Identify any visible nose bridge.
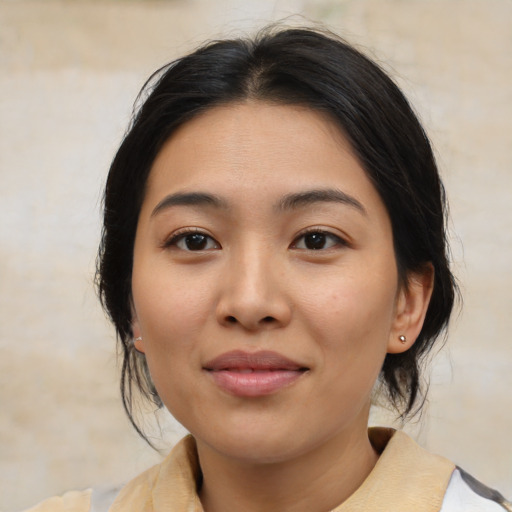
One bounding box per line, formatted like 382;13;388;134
216;237;290;330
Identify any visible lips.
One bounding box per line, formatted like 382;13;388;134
203;350;308;397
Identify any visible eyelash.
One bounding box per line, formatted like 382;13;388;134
163;228;220;251
163;227;348;252
290;228;348;251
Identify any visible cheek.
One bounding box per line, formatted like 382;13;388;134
133;284;204;415
131;267;211;381
133;260;212;331
306;274;397;337
298;262;398;382
307;278;395;405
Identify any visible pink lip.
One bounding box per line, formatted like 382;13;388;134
203;350;308;397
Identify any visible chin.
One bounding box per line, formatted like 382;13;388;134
215;435;305;465
193;413;324;466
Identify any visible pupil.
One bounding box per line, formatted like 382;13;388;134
305;233;325;250
186;234;207;250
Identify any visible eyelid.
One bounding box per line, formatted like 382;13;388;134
290;227;350;250
162;227;221;251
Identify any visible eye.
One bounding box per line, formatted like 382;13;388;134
166;230;220;251
292;230;345;250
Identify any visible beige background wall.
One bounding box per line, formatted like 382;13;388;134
1;0;511;510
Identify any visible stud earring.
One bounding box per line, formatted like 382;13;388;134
134;336;142;343
399;335;407;344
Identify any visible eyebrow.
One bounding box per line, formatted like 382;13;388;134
151;188;366;217
276;189;366;215
151;192;228;217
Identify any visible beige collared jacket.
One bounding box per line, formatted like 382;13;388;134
22;428;512;512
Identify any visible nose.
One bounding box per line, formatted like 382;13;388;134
215;247;292;331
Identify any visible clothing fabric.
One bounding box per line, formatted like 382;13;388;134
440;469;511;512
22;428;511;512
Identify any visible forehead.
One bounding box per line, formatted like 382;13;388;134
144;102;385;218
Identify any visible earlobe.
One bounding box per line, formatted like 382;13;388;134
133;336;145;353
387;264;434;354
132;324;145;353
131;305;145;354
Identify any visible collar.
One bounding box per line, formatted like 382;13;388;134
110;428;455;512
331;428;455;511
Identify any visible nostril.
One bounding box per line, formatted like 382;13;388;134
220;314;281;328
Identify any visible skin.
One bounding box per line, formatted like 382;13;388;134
131;102;433;512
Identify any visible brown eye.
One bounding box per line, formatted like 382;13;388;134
185;234;209;250
169;231;220;251
304;232;327;250
292;231;345;250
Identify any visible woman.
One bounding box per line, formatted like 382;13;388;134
26;26;511;512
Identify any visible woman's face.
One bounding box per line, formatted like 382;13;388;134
131;102;423;464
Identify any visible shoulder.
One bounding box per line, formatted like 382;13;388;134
20;489;92;512
364;428;511;512
18;436;196;512
440;467;512;512
107;462;162;511
109;435;200;511
20;482;141;512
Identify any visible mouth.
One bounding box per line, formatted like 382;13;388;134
203;350;309;397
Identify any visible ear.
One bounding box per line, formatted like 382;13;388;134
387;264;434;354
131;302;145;354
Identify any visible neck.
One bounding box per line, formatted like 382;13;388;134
197;425;379;512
